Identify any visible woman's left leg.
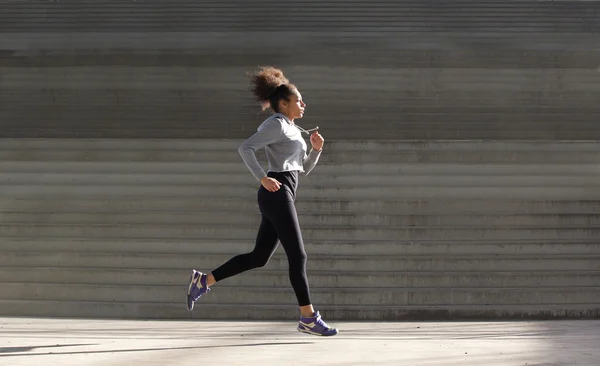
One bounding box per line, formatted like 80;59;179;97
260;198;338;336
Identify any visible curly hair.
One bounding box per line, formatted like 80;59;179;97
248;66;297;113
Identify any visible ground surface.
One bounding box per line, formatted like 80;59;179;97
0;317;598;366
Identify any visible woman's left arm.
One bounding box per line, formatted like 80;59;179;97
302;131;324;175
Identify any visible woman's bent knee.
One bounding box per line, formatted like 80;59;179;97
249;251;273;268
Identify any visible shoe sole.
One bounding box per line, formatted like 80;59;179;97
186;270;199;311
297;327;339;337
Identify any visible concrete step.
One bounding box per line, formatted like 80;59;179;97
13;101;600;114
8;102;600;115
9;128;600;140
4;211;600;228
1;197;598;215
2;185;598;200
5;88;598;102
2;238;598;256
0;223;600;241
1;267;598;288
6;110;600;126
1;19;593;34
5;25;590;35
1;282;597;306
1;252;597;272
4;67;599;90
4;149;600;164
0;299;596;320
3;88;600;106
5;122;600;138
1;172;599;188
8;92;597;106
0;150;263;163
0;161;598;176
5;88;599;104
3;139;600;152
2;224;599;241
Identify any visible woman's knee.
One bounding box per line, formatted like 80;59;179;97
250;250;273;268
288;249;307;268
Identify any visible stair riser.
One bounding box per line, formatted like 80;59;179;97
2;225;599;241
3;239;597;256
2;300;598;320
2;150;600;163
1;253;596;271
0;162;598;175
1;198;597;215
3;212;600;227
2;173;599;187
2;140;599;151
1;268;598;288
1;283;598;306
2;185;597;199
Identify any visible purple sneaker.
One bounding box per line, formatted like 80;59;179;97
297;311;339;336
186;270;210;311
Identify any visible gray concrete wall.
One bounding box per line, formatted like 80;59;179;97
1;0;600;139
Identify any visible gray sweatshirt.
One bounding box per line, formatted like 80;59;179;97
238;113;322;181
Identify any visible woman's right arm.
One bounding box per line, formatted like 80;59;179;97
238;119;284;182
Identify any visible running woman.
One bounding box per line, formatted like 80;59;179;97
186;66;338;337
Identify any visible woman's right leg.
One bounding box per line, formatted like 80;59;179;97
210;215;280;284
186;214;279;311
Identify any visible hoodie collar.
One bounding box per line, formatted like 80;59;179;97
273;113;293;125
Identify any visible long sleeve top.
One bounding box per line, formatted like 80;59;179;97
238;113;322;181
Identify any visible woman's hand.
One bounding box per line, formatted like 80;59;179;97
261;177;281;192
310;131;324;151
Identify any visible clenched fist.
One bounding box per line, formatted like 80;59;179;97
261;176;281;192
310;131;324;151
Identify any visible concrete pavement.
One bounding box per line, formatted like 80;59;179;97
0;317;598;366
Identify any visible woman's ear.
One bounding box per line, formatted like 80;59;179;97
279;99;288;111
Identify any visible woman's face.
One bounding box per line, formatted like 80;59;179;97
280;90;306;121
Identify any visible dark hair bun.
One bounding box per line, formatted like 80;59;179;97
249;66;290;111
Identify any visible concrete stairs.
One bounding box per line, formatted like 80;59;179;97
2;0;599;33
3;65;600;140
2;1;600;140
0;139;598;320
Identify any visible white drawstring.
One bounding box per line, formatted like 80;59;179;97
296;124;319;135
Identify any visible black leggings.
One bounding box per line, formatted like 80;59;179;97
211;171;311;306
